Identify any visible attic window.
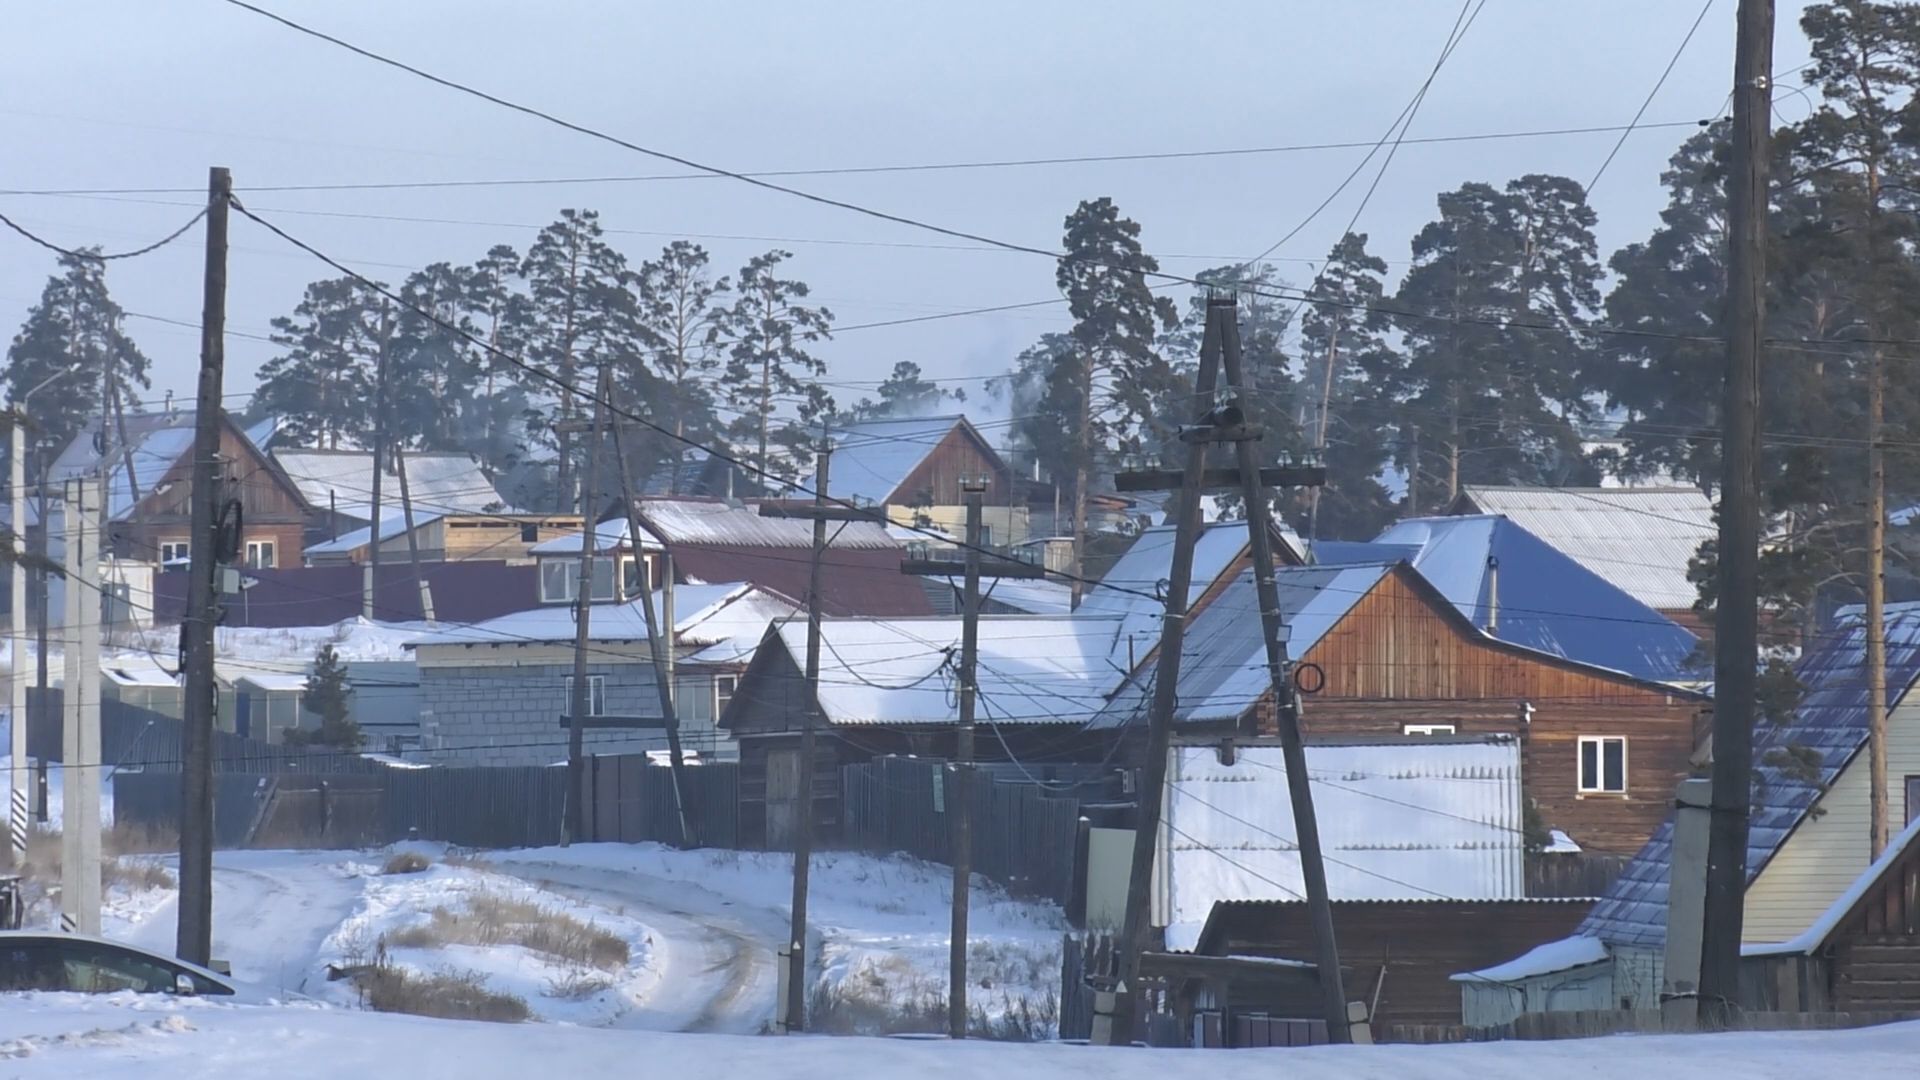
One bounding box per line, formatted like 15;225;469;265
1402;723;1456;736
1578;736;1627;795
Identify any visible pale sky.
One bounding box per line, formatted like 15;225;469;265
4;1;1817;417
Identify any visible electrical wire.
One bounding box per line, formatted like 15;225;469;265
0;205;207;262
1586;0;1716;194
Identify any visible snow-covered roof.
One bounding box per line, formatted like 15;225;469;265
233;670;312;693
101;656;180;688
273;449;508;522
50;422;196;523
406;582;789;652
1454;485;1713;612
1580;601;1920;949
825;415;993;506
1451;934;1610;984
1089;563;1394;731
305;511;446;556
634;498;897;549
955;576;1074;616
1322;515;1702;685
1159;738;1526;948
527;518;661;556
1078;521;1267;666
770;614;1128;727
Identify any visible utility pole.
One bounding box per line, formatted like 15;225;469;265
363;332;388;622
1108;296;1340;1044
392;445;436;623
9;406;30;866
1868;343;1888;858
60;477;101;935
563;366;610;846
178;166;230;967
605;417;694;846
1699;0;1771;1027
899;482;1045;1038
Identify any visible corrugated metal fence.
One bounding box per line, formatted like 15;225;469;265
841;756;1086;906
29;689;382;774
114;758;738;851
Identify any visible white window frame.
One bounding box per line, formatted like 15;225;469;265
564;675;606;718
540;557;622;604
1402;723;1456;736
713;674;738;721
1577;735;1628;795
159;540;190;565
245;540;276;569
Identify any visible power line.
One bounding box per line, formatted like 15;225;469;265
0;205;207;262
1586;0;1716;194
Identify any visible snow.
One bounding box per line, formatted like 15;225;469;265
772;615;1126;727
2;998;1919;1079
117;617;433;667
305;511;446;557
1451;935;1611;983
1545;829;1583;854
406;583;790;650
273;450;509;523
825;415;971;506
635;498;898;549
526;518;657;555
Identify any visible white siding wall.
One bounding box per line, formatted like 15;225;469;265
1743;697;1920;943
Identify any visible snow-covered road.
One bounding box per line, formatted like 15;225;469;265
487;857;787;1034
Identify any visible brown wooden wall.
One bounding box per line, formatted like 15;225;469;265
1201;900;1591;1027
110;419;311;567
1285;567;1707;854
888;424;1010;507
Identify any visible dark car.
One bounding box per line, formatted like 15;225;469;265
0;932;239;997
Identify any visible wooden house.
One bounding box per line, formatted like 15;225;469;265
304;511;583;567
826;415;1028;547
49;411;311;571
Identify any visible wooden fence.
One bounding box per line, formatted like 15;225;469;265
841;756;1084;906
1381;1008;1920;1044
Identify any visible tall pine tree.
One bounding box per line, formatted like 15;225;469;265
717;250;834;484
256;276;392;450
1295;233;1399;539
4;251;152;465
634;241;730;492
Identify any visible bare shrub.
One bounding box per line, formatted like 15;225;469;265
357;964;529;1024
103;821;179;856
546;968;613;1001
102;857;175;892
382;890;628;972
381;851;432;875
807;979;1057;1041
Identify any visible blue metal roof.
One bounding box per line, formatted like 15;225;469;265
1317;515;1703;684
1579;602;1920;947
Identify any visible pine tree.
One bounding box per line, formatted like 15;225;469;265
717;250;834;483
849;361;964;420
634;241;730;491
256;277;392;450
1295;233;1400;539
1050;197;1179;604
456;246;536;482
293;643;361;750
3;251;153;461
388;261;482;451
519;210;632;509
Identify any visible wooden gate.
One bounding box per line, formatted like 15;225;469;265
765;748;803;849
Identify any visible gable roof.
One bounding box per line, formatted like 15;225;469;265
1451;485;1714;613
824;415;1004;506
1579;602;1920;948
49;411;285;523
634;498;898;549
1322;515;1701;684
1080;521;1302;668
1747;811;1920;957
1088;563;1395;731
762;614;1127;727
273;449;508;522
405;581;794;651
304;511;447;557
1158;738;1526;949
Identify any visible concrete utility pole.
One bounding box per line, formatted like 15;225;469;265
563;366;610;845
1699;0;1771;1026
60;477;101;936
363;333;388;622
1108;296;1340;1044
9;408;29;865
178;166;230;966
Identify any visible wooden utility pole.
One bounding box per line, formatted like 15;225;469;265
899;483;1046;1038
791;442;830;1032
363;332;388;621
606;417;694;846
1699;0;1771;1026
1108;296;1341;1044
563;367;610;845
1868;343;1888;858
392;445;436;623
178;166;230;967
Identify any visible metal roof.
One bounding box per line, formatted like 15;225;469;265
1578;601;1920;948
1455;485;1714;612
273;449;508;522
771;614;1126;727
305;511;447;556
633;498;897;549
1078;521;1272;667
1328;515;1703;685
1158;739;1526;948
1088;563;1392;731
406;582;788;650
823;415;991;506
